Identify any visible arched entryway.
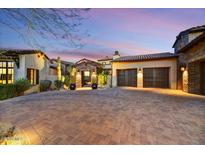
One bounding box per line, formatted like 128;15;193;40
74;58;101;88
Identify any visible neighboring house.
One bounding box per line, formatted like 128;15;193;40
97;51;120;75
173;25;205;95
50;58;73;76
74;58;101;88
111;52;178;89
0;49;51;85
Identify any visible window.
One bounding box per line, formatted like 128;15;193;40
0;61;14;84
27;68;39;85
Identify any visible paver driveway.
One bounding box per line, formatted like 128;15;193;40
0;87;205;144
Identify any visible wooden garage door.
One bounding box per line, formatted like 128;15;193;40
201;62;205;95
117;69;137;87
143;68;169;88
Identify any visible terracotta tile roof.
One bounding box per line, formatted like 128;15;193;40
75;58;101;67
97;57;113;61
112;52;178;62
0;48;50;60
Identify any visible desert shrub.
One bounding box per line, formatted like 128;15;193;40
40;80;52;92
0;84;16;100
54;80;64;90
64;75;70;86
14;79;31;95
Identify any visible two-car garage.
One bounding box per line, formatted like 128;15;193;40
117;67;170;88
112;53;177;89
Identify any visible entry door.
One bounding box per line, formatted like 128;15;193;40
201;62;205;95
82;71;91;86
117;69;137;87
143;68;169;88
27;68;39;85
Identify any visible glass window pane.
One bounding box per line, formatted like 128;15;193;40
2;74;7;80
8;62;12;67
2;69;6;74
8;69;12;74
2;62;6;67
8;74;12;80
0;62;2;67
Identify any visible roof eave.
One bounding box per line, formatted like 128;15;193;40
112;56;178;63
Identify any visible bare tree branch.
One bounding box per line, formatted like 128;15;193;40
0;8;90;51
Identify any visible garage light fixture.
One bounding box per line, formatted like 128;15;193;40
181;66;186;71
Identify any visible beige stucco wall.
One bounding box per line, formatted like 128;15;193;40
14;53;50;82
112;58;177;89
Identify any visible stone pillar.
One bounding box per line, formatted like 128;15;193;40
57;57;61;81
182;69;188;93
106;75;111;87
187;61;201;94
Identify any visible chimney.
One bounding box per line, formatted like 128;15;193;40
113;50;120;59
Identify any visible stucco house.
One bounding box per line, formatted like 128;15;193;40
111;25;205;95
0;49;58;85
50;58;73;76
97;51;120;75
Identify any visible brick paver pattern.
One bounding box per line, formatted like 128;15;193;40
0;87;205;144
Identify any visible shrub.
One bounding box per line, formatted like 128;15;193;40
40;80;52;92
0;84;16;100
54;80;64;90
14;79;31;95
64;75;70;86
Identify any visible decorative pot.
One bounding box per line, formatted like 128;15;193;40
69;83;76;90
91;83;98;90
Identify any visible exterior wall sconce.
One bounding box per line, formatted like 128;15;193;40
181;67;185;71
138;68;142;73
77;71;81;77
181;66;186;71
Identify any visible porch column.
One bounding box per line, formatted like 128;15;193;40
76;71;82;88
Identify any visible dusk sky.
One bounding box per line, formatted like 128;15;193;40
0;8;205;62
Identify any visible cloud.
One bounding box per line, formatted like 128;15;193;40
47;49;111;62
